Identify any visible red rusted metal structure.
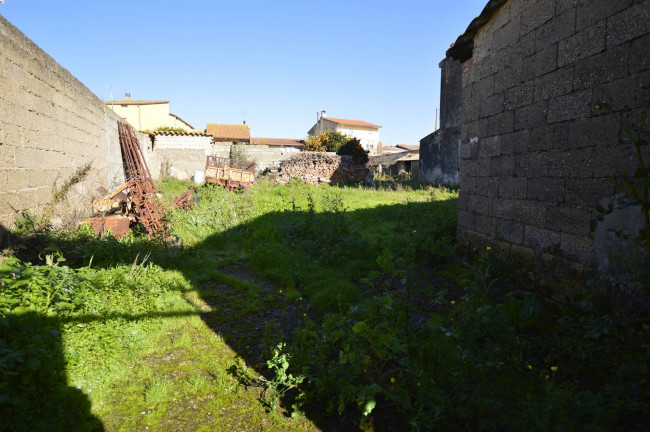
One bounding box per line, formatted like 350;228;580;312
172;187;195;208
117;122;167;236
204;156;256;190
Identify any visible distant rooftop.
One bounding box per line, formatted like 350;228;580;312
251;137;305;147
323;117;382;128
396;144;419;152
207;123;251;141
106;100;168;106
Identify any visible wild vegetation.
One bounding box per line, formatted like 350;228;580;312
1;178;649;431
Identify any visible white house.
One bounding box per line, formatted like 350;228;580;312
307;111;382;154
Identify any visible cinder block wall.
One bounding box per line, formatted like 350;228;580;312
238;145;302;172
0;14;125;230
457;0;650;280
144;133;213;179
143;138;304;180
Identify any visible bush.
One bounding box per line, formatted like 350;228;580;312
337;138;369;165
305;131;350;153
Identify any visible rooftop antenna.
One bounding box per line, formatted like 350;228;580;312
108;86;113;104
241;112;247;125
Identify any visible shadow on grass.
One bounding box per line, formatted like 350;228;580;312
6;197;457;431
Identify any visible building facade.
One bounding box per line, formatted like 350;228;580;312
106;94;195;131
307;113;382;154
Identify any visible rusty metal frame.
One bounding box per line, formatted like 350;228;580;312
118;122;167;236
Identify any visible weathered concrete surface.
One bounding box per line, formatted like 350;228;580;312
143;133;213;179
420;56;462;185
453;0;650;283
0;14;125;228
420;128;460;185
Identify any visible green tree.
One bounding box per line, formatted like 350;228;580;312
337;137;369;165
305;131;350;153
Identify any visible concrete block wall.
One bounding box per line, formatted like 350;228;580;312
143;138;303;180
456;0;650;281
144;133;213;179
237;144;302;172
0;14;125;232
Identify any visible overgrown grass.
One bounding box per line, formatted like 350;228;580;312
2;179;649;431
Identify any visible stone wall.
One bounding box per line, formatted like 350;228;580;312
271;152;367;184
455;0;650;281
144;132;213;179
232;144;302;173
0;14;126;235
141;137;303;180
420;56;462;185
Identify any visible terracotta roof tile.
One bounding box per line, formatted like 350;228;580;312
152;130;212;137
206;124;251;141
323;117;382;128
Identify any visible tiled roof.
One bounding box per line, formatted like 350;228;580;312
323;117;382;128
207;124;251;141
396;144;420;151
106;100;169;106
169;113;195;130
251;137;305;147
152;130;212;137
395;153;419;162
381;146;405;154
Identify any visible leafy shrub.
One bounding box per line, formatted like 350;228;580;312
305;131;350;153
337;137;369;165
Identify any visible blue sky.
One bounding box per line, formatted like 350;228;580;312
1;0;487;144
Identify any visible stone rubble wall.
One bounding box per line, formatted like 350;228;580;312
270;152;367;184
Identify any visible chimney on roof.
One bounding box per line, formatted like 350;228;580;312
321;110;326;118
125;93;131;100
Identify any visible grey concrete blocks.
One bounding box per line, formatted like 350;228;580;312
564;177;616;207
489;156;516;177
573;44;629;89
500;129;530;155
606;1;650;48
520;0;556;36
515;101;548;130
558;20;606;67
498;176;527;199
535;7;576;51
535;67;574;102
514;199;549;228
527;177;565;202
524;224;560;251
629;33;650;73
496;218;525;243
505;80;535;110
567;115;620;149
547;204;593;236
547;89;592;123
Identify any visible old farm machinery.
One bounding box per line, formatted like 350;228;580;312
80;122;167;238
204;156;256;191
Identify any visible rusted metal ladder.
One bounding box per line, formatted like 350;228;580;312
118;122;167;236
